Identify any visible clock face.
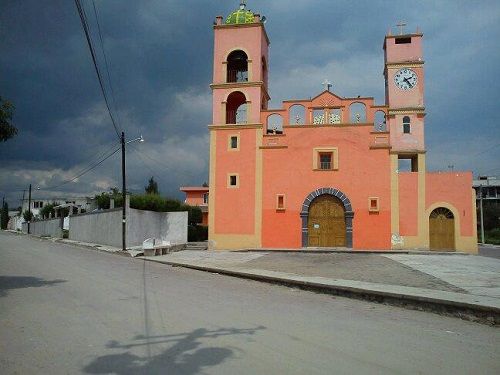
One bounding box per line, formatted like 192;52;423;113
394;68;418;90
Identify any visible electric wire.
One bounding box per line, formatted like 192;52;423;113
91;0;122;127
128;143;206;181
0;141;120;194
40;145;121;191
75;0;121;139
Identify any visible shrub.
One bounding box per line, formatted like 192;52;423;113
188;225;208;242
485;228;500;245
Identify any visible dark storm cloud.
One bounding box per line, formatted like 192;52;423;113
1;0;499;206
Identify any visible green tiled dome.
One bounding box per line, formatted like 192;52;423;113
226;5;254;25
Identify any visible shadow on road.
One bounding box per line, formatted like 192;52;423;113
83;326;266;374
0;275;66;297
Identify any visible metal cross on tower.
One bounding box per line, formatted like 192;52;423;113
396;21;407;35
322;79;332;92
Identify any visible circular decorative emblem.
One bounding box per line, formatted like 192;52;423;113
394;68;418;90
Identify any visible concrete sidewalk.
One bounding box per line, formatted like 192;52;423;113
143;250;500;325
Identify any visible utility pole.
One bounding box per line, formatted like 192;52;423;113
28;184;32;234
479;185;485;244
121;131;126;251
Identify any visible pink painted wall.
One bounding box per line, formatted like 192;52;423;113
213;25;268;84
426;172;474;236
261;125;392;249
212;86;263;125
390;114;425;151
214;128;256;235
398;172;418;236
384;35;423;63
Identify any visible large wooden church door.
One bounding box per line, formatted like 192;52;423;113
308;195;346;247
429;207;455;251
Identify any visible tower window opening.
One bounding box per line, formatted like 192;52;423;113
226;91;247;124
403;116;411;134
395;37;411;44
398;155;418;172
227;50;248;83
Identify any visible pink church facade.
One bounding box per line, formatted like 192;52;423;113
207;3;477;253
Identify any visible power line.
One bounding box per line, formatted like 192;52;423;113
470;142;500;158
128;144;206;181
0;141;119;194
40;145;121;191
75;0;121;139
92;0;122;126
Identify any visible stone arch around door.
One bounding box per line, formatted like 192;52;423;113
300;188;354;248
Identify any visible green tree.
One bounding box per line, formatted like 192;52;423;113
23;210;33;222
39;202;58;219
1;201;9;229
0;97;17;142
145;177;159;195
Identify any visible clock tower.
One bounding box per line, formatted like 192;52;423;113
384;27;428;249
384;29;425;155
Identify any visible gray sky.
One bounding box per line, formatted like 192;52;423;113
1;0;499;207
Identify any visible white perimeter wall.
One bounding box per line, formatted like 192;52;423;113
69;208;187;248
22;217;63;238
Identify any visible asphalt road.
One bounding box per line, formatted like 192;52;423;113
1;232;499;374
479;244;500;259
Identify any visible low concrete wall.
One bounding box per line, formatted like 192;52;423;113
69;208;122;247
68;208;188;248
22;217;63;238
128;209;188;246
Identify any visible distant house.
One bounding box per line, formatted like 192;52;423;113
21;197;96;219
473;176;500;206
180;187;209;226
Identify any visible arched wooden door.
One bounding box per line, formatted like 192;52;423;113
308;195;346;247
429;207;455;251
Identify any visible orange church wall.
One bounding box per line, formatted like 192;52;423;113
214;128;256;235
261;125;392;249
398;172;418;236
426;172;474;236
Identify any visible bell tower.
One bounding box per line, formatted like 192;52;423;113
384;25;425;156
208;1;269;249
211;1;270;125
384;24;428;249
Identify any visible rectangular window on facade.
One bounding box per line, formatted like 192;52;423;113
319;153;332;170
369;197;380;212
228;134;240;151
276;194;285;210
403;123;411;134
203;193;209;204
231;136;238;149
227;174;239;188
313;147;339;171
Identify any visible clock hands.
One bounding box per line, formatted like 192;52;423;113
403;77;414;88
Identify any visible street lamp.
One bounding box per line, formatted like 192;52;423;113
121;132;144;251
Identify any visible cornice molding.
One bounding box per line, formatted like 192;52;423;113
208;123;263;130
210;81;265;90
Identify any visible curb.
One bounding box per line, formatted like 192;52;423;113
234;249;472;256
144;258;499;326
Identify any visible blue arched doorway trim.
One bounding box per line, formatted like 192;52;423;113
300;187;354;248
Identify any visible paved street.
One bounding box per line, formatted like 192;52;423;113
1;232;499;374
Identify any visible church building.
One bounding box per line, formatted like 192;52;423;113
207;2;477;253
